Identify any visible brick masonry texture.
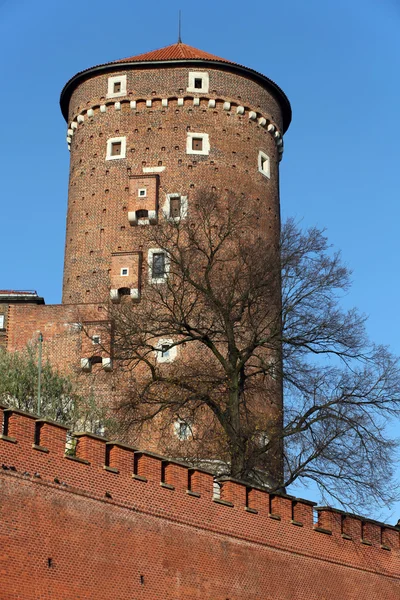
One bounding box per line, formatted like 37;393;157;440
62;66;281;303
1;408;400;600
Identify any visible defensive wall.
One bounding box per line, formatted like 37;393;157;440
1;405;400;599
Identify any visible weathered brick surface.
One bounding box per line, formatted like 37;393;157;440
62;66;282;303
0;410;399;599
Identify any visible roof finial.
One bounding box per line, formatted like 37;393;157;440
178;10;182;43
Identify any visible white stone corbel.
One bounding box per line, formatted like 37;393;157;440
177;98;184;106
193;97;200;106
162;98;168;107
276;138;283;147
81;358;91;372
223;102;231;111
102;357;112;371
267;124;276;134
236;106;245;115
130;100;136;110
130;288;140;301
68;145;71;152
258;117;267;126
128;211;137;226
71;121;78;130
77;115;84;123
115;102;121;110
208;99;216;108
148;210;157;224
66;136;71;144
67;128;74;136
110;289;121;302
100;105;107;113
146;99;152;107
87;109;94;118
249;111;257;120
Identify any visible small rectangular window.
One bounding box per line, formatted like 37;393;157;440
113;81;121;93
0;315;4;329
161;344;170;358
138;188;147;197
121;267;129;276
92;335;101;345
169;196;181;218
194;78;203;89
152;253;165;278
192;137;203;151
111;141;122;156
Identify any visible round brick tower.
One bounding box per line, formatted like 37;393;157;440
60;42;291;305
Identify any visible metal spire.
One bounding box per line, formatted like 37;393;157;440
178;10;182;43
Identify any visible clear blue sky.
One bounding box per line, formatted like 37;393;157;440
0;0;399;520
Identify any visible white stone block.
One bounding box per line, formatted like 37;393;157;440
77;115;84;123
130;100;137;109
71;122;78;130
81;358;91;372
87;109;94;117
146;99;152;107
208;99;216;108
177;98;184;106
193;97;200;106
162;99;168;107
130;288;140;300
223;102;231;111
110;289;121;302
142;166;166;173
128;211;137;225
66;136;71;144
249;111;257;120
67;128;74;136
236;106;245;114
274;130;281;139
148;210;157;224
258;117;267;126
100;105;106;113
102;357;112;371
267;124;275;133
115;102;121;110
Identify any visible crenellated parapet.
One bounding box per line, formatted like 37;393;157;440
1;406;399;570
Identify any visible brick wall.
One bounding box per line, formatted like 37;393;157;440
1;407;399;600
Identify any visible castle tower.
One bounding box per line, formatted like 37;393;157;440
60;42;291;304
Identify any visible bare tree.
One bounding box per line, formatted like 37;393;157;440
110;191;400;510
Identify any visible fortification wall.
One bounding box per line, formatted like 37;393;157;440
1;406;399;599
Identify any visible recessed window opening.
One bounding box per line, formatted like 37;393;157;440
91;355;103;366
136;209;148;219
258;150;271;179
187;71;209;93
192;137;203;151
92;335;101;345
138;188;147;198
169;196;181;218
120;267;129;276
0;315;4;329
152;253;165;278
161;344;170;358
175;419;191;440
107;75;126;98
106;137;126;160
118;287;131;296
111;142;121;156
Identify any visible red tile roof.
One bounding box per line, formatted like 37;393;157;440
114;42;232;65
